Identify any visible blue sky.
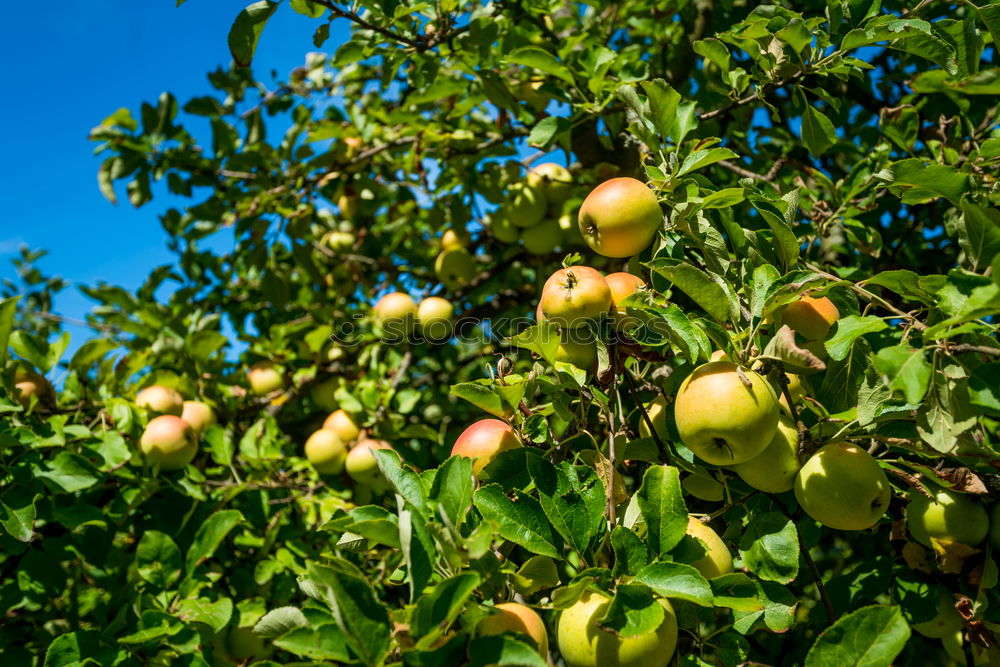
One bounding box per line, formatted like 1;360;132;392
0;2;348;332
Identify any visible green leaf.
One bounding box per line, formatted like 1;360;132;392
711;573;765;612
647;259;734;323
749;195;800;271
825;315;888;362
473;484;561;558
254;606;309;638
430;455;474;528
801;105;837;157
272;623;351;661
804;605;910;667
305;563;391;667
635;466;688;557
290;0;325;18
957;201;1000;272
228;1;279;66
467;635;548;667
873;345;933;404
528;116;571;148
634;562;714;606
0;493;37;542
185;509;243;574
514;556;561;596
175;597;233;633
528;458;606;554
598;584;665;637
678;147;738;176
700;187;745;209
45;630;117;667
737;513;799;584
862;270;939;305
507;324;560;366
969;363;1000;414
136;530;183;589
450;379;525;418
410;572;481;639
36;452;99;493
0;296;19;368
611;526;652;577
505;47;574;84
372;448;428;517
875;159;968;204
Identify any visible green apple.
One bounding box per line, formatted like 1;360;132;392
373;292;418;338
434;247;478;291
578;177;662;258
247;362;286;396
451;419;523;475
507;182;548;228
539;266;612;329
136;385;184;416
441;227;470;250
674;362;779;465
338;193;359;221
478;602;549;656
907;485;989;548
685;516;733;579
516;79;550;113
305;428;347;475
140;415;198;471
521;217;562;255
555;332;598;371
527;162;573;207
324;409;361;444
728;416;800;493
418;296;455;342
309;376;343;413
781;295;840;341
638;395;668;442
322;229;355;253
346;439;392;488
682;474;724;502
180;400;216;434
794;441;891;531
912;590;962;639
488;208;520;244
558;212;585;247
556;590;677;667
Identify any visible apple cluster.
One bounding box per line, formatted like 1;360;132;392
134;384;215;471
487;162;583;255
303;406;393;490
372;291;456;343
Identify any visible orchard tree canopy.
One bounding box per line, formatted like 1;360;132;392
3;1;1000;666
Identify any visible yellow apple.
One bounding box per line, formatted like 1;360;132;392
441;227;471;250
345;438;392;487
781;295;840;341
247;362;286;396
556;590;677;667
539;267;612;329
434;248;478;291
605;272;646;329
638;395;667;440
685;516;734;579
180;401;216;434
338;193;359;221
478;602;549;656
728;416;800;493
527;162;573;207
907;485;989;548
521;217;562;255
373;292;418;338
507;182;548;228
322;230;355;253
674;362;779;465
418;296;454;342
709;350;732;362
794;442;891;531
323;409;361;444
140;415;198;471
555;332;598;371
305;428;347;475
14;368;54;410
309;376;343;413
682;474;724;502
451;419;523;475
578;178;662;258
136;385;184;416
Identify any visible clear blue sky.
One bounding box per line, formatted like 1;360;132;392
0;2;349;331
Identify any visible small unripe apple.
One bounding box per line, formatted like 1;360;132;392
516;80;549;113
555;333;598;371
578;178;662;258
322;230;355;253
674;362;779;465
247;362;286;396
140;415;198;471
682;474;724;502
781;295;840;341
323;409;361;443
907;485;989;548
507;183;548;228
521;218;562;255
477;602;549;656
728;416;800;493
558;212;585;246
527;162;573;206
373;292;418;338
305;428;347;475
346;438;392;487
338;193;359;221
441;227;471;250
451;419;523;475
685;516;734;579
136;385;184;416
13;368;54;410
638;395;667;440
434;248;478;291
794;442;891;531
180;401;216;434
309;376;342;413
912;590;963;639
605;272;646;329
418;296;455;342
557;590;677;667
489;209;520;244
539;267;612;329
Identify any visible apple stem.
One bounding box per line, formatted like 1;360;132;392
768;363;811;459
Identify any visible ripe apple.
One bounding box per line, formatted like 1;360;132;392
489;208;520;244
136;385;184;416
373;292;418;338
247;362;286;396
451;419;523;475
527;162;573;207
673;362;779;465
728;416;800;493
556;590;677;667
781;295;840;341
507;183;548;228
638;395;667;440
346;438;392;487
555;333;598;371
180;401;216;434
323;409;361;444
434;247;478;291
477;602;549;656
305;428;348;475
140;415;198;471
558;212;585;247
521;217;562;255
13;368;54;410
709;349;732;362
441;227;470;250
682;474;724;502
605;272;645;329
906;485;989;548
685;516;734;579
794;442;891;531
322;229;355;253
309;376;342;413
418;296;454;342
911;590;962;639
578;177;662;258
539;267;612;329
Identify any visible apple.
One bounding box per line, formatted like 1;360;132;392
346;438;392;487
773;373;805;417
451;419;523;475
558;212;585;247
516;79;549;113
309;376;342;413
682;474;724;502
638;395;667;440
781;295;840;341
373;292;418;338
943;629;992;665
434;248;478;291
578;177;662;258
305;428;348;475
324;409;361;444
794;441;891;531
911;590;962;639
140;415;198;471
728;416;800;493
673;362;779;465
136;385;184;417
527;162;573;207
338;193;359;221
555;333;598;371
539;267;612;329
477;602;549;656
13;368;53;410
990;504;1000;551
418;296;454;342
441;227;470;250
906;485;989;548
605;272;645;329
556;590;677;667
710;349;732;362
507;183;548;228
322;229;355;253
521;217;562;255
685;516;734;579
488;208;520;244
180;401;216;434
247;362;286;396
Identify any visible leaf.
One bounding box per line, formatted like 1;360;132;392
228;1;279;67
450;380;524;419
700;187;745;209
254;606;309;638
825;315;888;362
305;563;391;667
634;562;714;606
410;572;481;640
36;452;99;493
514;556;561;596
957;201;1000;272
0;296;19;368
504;47;574;84
399;507;434;600
473;485;561;558
635;466;688;557
175;597;234;633
45;631;117;667
372;448;428;517
678;147;739;176
804;605;910;667
875;159;968;204
737;513;799;584
862;270;941;304
528;116;571;148
749;195;800;271
185;509;243;574
430;455;474;528
711;573;765;612
873;346;932;404
598;584;665;637
467;635;548;667
647;258;734;323
528;458;606;554
136;530;183;589
801;105;837;157
273;623;351;661
290;0;325;18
